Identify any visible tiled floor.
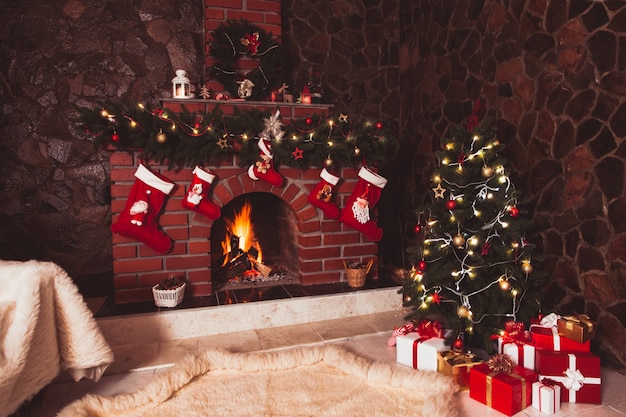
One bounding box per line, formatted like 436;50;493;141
16;309;626;417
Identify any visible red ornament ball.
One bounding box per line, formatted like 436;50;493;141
445;200;457;210
305;116;313;125
452;337;464;351
510;207;519;217
417;260;427;271
112;133;120;142
375;121;383;130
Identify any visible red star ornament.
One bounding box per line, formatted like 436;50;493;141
430;292;442;304
481;241;491;256
292;147;304;160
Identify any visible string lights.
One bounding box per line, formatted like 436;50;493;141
77;101;397;170
403;113;544;350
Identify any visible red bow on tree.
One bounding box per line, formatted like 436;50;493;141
466;98;485;132
241;32;260;55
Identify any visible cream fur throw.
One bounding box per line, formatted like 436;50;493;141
0;260;113;417
59;345;459;417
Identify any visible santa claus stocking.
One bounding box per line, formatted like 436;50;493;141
307;168;340;219
182;166;221;220
111;164;175;253
339;167;388;242
248;137;283;187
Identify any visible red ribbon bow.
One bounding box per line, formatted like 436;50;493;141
540;378;558;387
416;319;444;339
466;98;484;132
501;320;530;344
241;32;260;55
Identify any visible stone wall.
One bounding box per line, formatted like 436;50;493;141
398;0;626;367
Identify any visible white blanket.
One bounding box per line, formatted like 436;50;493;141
0;260;114;417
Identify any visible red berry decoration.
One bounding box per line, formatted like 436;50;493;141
112;133;120;142
510;207;519;217
445;200;457;210
305;116;313;125
375;121;383;130
417;260;427;271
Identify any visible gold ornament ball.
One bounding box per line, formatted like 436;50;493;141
354;146;361;156
156;132;167;143
453;234;465;248
521;261;533;274
482;165;494;178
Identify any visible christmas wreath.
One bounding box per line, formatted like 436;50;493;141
208;19;281;101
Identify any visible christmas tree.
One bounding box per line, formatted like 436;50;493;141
402;102;545;352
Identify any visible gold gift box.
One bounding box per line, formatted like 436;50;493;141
437;350;484;390
557;314;596;343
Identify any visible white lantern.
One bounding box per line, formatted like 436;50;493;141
172;69;192;99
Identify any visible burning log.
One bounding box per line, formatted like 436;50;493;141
215;252;252;282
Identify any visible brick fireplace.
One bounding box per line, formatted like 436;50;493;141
110;101;381;303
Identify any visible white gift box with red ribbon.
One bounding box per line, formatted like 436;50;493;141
532;379;561;414
396;332;448;372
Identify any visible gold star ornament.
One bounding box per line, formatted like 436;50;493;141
432;183;446;199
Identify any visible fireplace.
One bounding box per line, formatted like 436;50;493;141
109;105;382;304
210;192;300;290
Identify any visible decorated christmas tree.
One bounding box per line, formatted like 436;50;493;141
401;101;545;352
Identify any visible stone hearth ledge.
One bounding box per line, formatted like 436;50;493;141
96;287;402;347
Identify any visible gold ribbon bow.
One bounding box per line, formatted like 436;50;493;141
487;354;513;374
562;314;594;332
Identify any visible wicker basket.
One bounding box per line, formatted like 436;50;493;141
152;282;186;308
343;259;373;288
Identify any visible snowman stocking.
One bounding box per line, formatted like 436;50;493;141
248;137;283;187
182;166;221;220
111;164;175;253
307;168;340;219
339;167;388;242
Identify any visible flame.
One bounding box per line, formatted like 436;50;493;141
221;200;262;266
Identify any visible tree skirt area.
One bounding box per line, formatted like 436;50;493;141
58;345;460;417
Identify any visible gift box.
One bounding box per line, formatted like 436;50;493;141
530;313;590;352
531;326;590;352
498;338;537;370
557;314;596;343
535;350;601;404
469;357;537;416
437;350;483;390
532;379;561;415
396;332;448;372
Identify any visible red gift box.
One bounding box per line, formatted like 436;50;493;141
470;362;537;416
535;350;601;404
531;326;590;352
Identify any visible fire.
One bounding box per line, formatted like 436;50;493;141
221;200;262;266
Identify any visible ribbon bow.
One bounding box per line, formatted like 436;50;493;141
502;320;529;343
562;314;594;331
416;319;444;338
539;313;560;328
241;32;260;55
466;98;484;132
443;351;477;365
487;354;513;374
563;367;585;391
540;378;558;387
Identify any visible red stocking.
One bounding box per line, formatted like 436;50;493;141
339;167;388;242
182;166;221;220
307;168;340;219
248;137;283;187
111;164;175;253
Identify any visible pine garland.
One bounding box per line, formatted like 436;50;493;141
76;101;398;170
208;19;281;101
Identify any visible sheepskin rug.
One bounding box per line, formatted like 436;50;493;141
58;345;459;417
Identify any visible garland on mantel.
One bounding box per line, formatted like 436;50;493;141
77;101;399;170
